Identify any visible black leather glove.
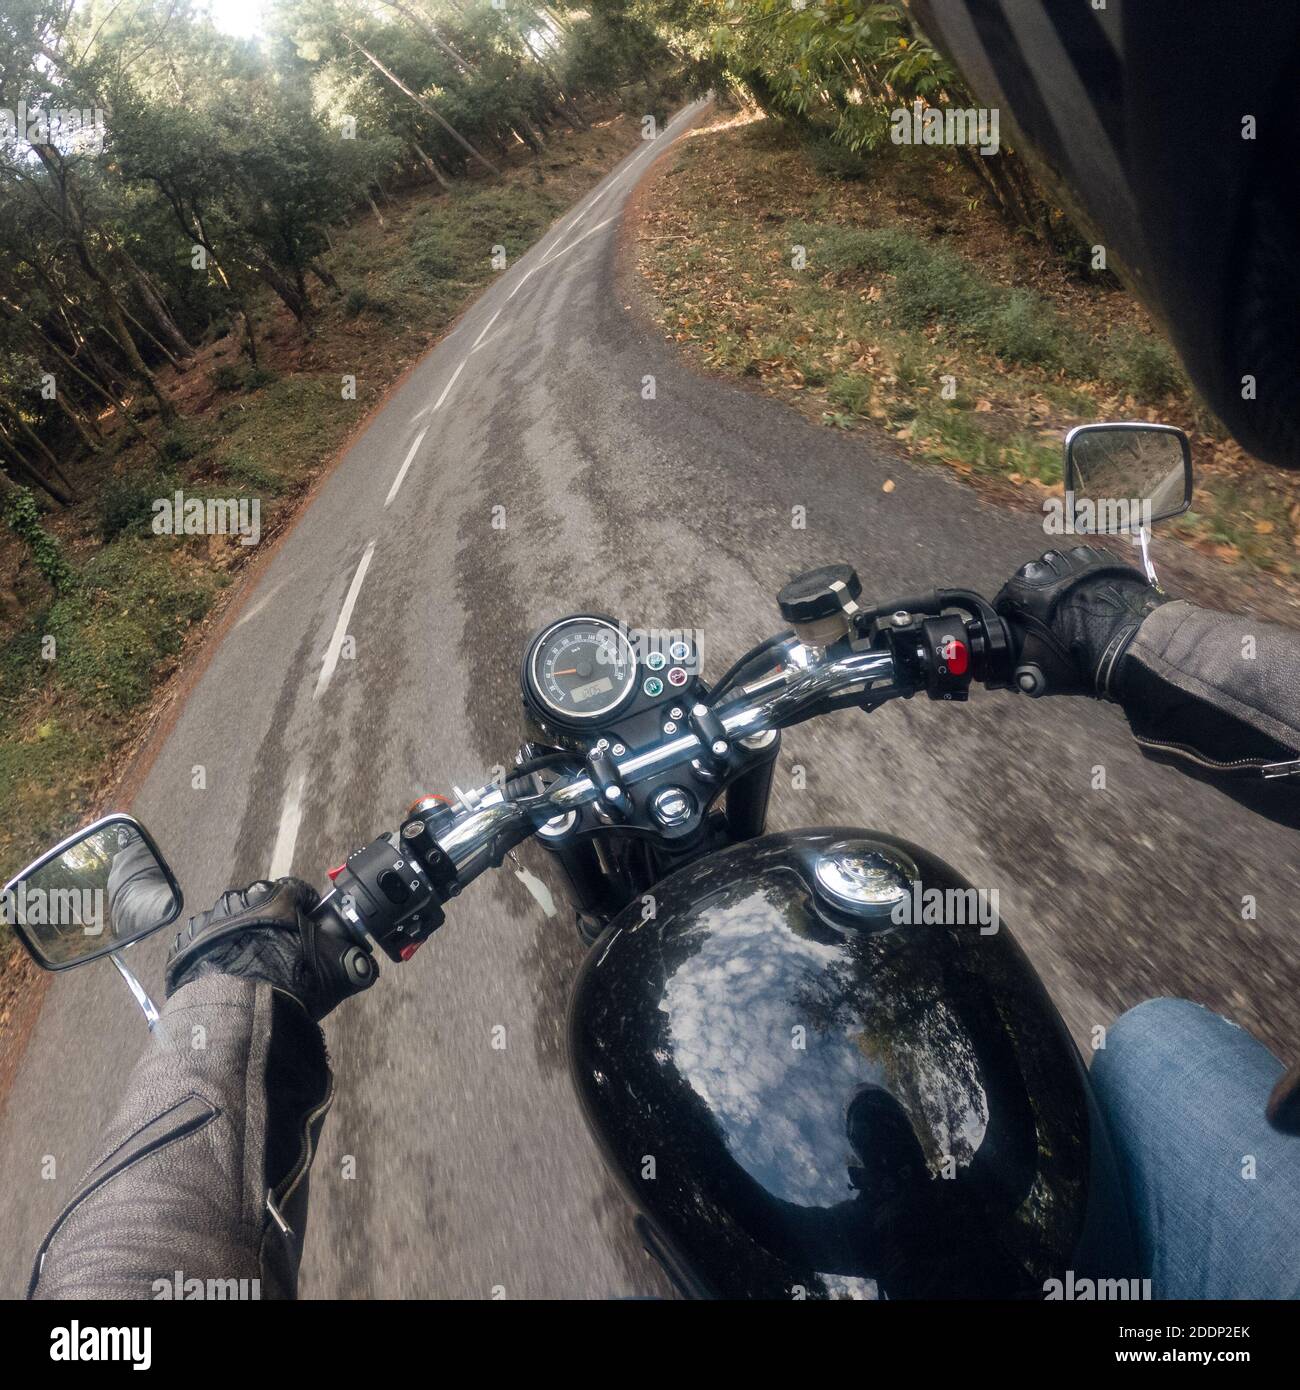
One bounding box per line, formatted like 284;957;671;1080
994;545;1169;697
165;877;376;1022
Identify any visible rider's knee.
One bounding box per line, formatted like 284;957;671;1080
1093;996;1276;1109
1092;998;1221;1098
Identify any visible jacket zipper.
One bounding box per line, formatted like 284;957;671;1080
1133;734;1300;778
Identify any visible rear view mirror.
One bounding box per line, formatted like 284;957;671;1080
1;815;182;970
1064;422;1192;534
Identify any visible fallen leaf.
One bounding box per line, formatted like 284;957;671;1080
1254;520;1275;535
882;479;895;493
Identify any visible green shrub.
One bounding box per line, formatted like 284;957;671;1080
827;372;873;415
408;228;461;280
44;541;216;713
812;225;1079;369
1100;328;1184;398
97;470;177;542
2;485;76;593
983;290;1070;369
441;185;558;261
218;451;282;493
816;227;995;330
160;424;199;464
213;362;247;392
805;135;869;182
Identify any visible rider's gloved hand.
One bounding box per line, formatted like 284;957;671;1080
165;877;372;1021
994;545;1169;698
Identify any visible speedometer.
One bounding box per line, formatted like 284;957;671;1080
525;617;638;725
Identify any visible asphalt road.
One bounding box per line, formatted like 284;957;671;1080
2;101;1296;1299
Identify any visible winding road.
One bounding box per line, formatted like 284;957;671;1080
2;100;1296;1299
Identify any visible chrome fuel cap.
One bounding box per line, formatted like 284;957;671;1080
813;842;919;920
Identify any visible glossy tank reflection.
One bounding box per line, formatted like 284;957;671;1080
568;828;1136;1299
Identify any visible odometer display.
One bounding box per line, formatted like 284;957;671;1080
528;618;637;724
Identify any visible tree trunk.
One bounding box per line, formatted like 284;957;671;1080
514;24;589;129
30;143;177;423
53;391;101;453
0;428;74;506
6;407;78;498
252;257;312;323
345;33;500;176
954;144;1013;223
96;278;176;421
383;2;482;78
515;119;544;154
4;304;152;448
412;141;452;190
189;209;260;365
121;299;184;369
309;259;339;291
109;236;196;359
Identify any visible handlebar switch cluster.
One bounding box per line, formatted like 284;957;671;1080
327;833;444;963
880;611;976;701
920;615;974;701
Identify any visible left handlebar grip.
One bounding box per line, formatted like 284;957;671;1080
308;895;380;998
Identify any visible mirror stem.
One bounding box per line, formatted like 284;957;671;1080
1137;525;1158;585
110;951;160;1029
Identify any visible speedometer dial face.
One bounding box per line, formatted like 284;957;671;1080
529;618;637;723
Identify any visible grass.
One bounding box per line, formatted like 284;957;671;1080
0;541;224;886
638;112;1300;579
804;222;1188;390
0;109;644;938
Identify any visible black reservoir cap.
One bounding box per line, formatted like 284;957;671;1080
777;565;862;624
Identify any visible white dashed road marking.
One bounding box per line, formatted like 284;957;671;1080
471;307;502;351
314;540;376;701
269;764;308;880
385;425;430;508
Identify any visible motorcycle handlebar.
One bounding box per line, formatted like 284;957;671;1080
314;589;1013;964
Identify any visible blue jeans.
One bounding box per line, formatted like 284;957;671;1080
1092;998;1300;1299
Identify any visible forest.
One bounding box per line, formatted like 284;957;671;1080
0;1;1067;548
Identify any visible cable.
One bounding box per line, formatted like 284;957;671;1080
709;629;795;702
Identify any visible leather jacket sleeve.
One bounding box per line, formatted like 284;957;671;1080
1116;600;1300;826
29;973;331;1300
106;837;178;940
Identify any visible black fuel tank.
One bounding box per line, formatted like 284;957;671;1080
568;827;1136;1299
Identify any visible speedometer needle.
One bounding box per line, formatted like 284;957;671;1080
553;669;578;676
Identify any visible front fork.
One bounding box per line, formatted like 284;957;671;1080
723;735;780;842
